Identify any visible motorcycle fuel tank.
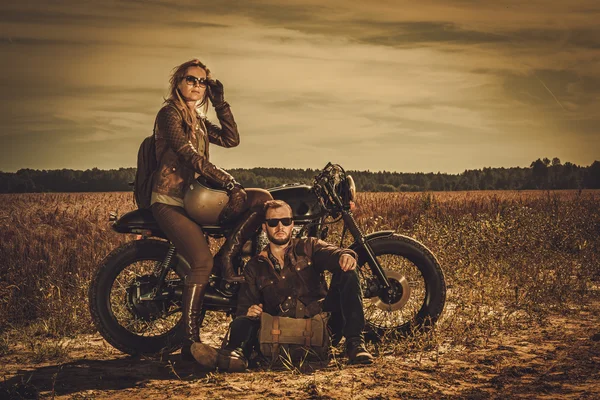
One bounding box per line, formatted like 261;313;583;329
268;184;323;222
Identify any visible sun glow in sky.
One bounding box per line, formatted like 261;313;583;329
1;0;599;173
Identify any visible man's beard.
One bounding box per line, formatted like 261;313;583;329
266;229;292;246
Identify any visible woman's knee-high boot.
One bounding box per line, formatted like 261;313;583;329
180;282;207;361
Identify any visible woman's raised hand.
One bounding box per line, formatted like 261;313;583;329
207;79;225;107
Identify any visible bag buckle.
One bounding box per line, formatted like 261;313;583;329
279;297;296;315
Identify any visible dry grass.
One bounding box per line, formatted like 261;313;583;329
1;190;599;363
352;191;599;352
0;193;134;337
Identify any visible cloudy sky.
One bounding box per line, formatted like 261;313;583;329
1;0;598;173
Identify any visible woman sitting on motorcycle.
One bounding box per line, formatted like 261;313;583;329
150;59;272;361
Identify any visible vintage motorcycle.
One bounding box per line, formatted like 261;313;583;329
88;163;446;356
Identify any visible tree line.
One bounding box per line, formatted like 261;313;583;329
1;158;599;193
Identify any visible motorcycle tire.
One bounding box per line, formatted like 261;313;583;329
88;239;190;356
353;234;446;339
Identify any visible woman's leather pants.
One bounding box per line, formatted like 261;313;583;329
151;202;212;360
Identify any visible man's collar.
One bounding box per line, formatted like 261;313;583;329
259;239;295;258
267;241;291;255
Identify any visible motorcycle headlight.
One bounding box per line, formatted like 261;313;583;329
346;175;356;202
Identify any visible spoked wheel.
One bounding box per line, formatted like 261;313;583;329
89;239;190;356
354;234;446;340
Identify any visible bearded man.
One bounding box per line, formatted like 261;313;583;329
191;199;373;371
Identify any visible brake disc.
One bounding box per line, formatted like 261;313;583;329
370;269;411;312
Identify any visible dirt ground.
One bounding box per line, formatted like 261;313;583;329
2;301;599;400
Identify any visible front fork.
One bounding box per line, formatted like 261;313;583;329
341;211;392;290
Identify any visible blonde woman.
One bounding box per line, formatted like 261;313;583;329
150;59;271;361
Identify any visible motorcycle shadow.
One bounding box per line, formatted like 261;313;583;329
0;354;218;398
1;353;333;398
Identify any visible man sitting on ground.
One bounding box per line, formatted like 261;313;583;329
191;199;374;371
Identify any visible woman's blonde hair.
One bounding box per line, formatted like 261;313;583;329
166;59;211;129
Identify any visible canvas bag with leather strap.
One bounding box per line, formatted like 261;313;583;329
259;312;330;364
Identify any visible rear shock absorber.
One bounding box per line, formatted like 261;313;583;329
154;244;176;276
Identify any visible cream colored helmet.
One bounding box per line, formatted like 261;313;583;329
183;180;229;225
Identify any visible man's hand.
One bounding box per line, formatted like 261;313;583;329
247;303;263;319
339;254;357;272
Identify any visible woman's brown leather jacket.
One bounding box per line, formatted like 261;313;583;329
152;101;239;198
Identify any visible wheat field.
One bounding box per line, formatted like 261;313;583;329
1;190;598;341
1;190;599;399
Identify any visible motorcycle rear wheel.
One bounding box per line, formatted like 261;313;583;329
88;239;189;356
354;234;446;340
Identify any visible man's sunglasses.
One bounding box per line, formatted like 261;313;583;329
184;75;208;87
265;218;293;227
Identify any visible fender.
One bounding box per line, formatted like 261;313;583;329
348;230;395;254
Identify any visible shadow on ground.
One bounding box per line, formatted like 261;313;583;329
0;352;334;400
0;354;204;399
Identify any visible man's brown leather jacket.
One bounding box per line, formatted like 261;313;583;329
152;101;239;198
236;237;358;318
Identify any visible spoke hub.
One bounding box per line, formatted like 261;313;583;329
370;269;412;312
126;275;171;321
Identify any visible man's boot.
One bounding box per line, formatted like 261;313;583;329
346;336;374;365
180;282;207;361
191;344;248;372
214;208;264;283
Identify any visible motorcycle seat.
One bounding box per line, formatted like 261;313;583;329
112;209;229;237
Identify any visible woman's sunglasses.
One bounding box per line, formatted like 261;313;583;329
184;75;208;87
265;218;293;227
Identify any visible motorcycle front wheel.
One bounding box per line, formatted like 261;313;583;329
88;239;189;356
353;234;446;339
